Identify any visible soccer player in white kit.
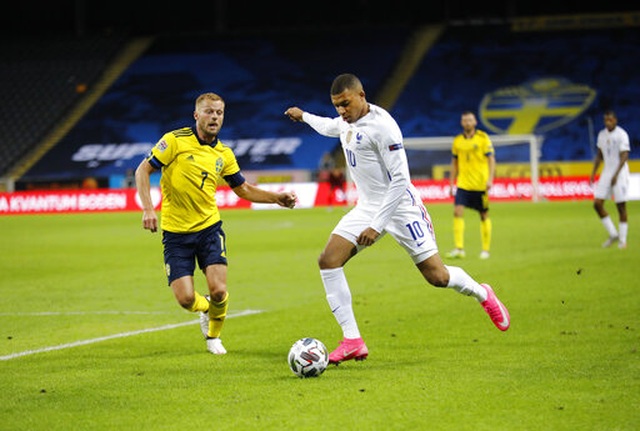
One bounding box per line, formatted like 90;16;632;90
589;110;630;249
285;74;510;365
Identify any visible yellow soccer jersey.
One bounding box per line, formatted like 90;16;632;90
148;127;241;233
452;130;494;191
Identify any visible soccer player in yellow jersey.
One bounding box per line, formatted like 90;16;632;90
135;93;297;355
447;111;496;260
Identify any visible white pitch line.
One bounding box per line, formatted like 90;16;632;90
0;311;175;316
0;309;263;361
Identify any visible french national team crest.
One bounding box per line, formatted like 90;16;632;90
478;77;596;135
346;130;353;144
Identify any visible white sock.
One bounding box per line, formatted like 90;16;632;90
320;268;360;339
619;222;628;244
601;216;618;238
445;265;486;302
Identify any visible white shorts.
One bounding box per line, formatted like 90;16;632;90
332;203;439;264
594;172;629;203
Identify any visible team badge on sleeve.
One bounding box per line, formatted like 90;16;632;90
388;143;403;151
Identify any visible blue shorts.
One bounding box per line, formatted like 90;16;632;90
454;188;489;213
161;221;227;285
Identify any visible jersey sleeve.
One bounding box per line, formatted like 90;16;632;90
302;112;342;137
451;136;461;157
620;129;631;152
220;146;241;176
219;145;245;188
149;132;177;166
224;171;246;188
483;133;495;156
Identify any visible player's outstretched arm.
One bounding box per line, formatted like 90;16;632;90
284;107;304;122
232;182;297;209
285;107;340;138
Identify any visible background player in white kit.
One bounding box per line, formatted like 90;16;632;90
589;110;630;249
284;73;510;365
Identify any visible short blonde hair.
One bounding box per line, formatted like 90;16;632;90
195;92;224;108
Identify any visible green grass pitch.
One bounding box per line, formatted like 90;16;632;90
1;200;638;430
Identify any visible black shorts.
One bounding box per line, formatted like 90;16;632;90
454;188;489;213
161;221;227;285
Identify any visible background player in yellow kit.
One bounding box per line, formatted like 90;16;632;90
447;111;496;260
135;92;297;355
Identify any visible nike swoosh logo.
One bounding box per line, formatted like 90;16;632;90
417;241;425;247
343;348;359;357
497;303;509;327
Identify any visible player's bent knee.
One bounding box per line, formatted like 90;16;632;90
209;289;227;303
177;296;196;309
318;252;341;270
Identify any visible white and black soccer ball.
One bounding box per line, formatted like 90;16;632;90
288;337;329;378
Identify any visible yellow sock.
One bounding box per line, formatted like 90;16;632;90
186;291;210;313
481;218;492;252
208;292;229;338
453;217;465;250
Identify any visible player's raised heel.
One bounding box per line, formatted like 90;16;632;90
328;337;368;364
480;284;510;331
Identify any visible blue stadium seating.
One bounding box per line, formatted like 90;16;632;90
17;29;410;183
0;33;128;178
393;24;639;169
7;22;639;186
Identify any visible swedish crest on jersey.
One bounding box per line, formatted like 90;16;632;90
215;157;224;174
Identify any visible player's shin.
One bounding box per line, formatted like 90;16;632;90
453;217;465;249
481;218;492;251
208;292;229;338
320;268;360;339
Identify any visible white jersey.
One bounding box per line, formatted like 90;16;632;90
596;125;630;178
302;104;418;233
594;125;631;202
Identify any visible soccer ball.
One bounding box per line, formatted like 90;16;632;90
287;337;329;378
